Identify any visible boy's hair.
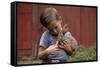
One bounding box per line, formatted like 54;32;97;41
40;7;61;28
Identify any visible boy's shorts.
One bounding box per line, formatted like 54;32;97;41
43;59;67;63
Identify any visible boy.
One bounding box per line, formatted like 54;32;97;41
38;7;78;63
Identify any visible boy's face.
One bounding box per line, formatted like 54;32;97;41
47;20;62;36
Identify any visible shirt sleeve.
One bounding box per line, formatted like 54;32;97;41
39;32;49;48
65;32;78;49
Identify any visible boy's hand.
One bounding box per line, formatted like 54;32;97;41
58;40;72;50
45;41;59;55
58;40;73;55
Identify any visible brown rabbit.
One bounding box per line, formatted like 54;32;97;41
57;24;70;48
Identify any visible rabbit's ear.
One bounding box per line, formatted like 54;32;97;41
63;24;68;29
62;24;69;34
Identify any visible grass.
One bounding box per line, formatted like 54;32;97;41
67;45;97;62
17;45;97;64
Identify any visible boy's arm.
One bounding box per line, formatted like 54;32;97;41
59;36;78;55
70;36;79;54
38;47;48;60
38;44;59;60
59;41;73;55
65;36;78;55
38;32;49;60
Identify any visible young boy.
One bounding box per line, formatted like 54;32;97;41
38;7;78;63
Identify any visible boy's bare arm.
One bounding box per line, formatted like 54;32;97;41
60;36;78;55
38;47;49;60
59;41;73;55
70;36;79;54
38;44;59;60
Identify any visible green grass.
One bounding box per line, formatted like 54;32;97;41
17;45;97;64
67;45;97;62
